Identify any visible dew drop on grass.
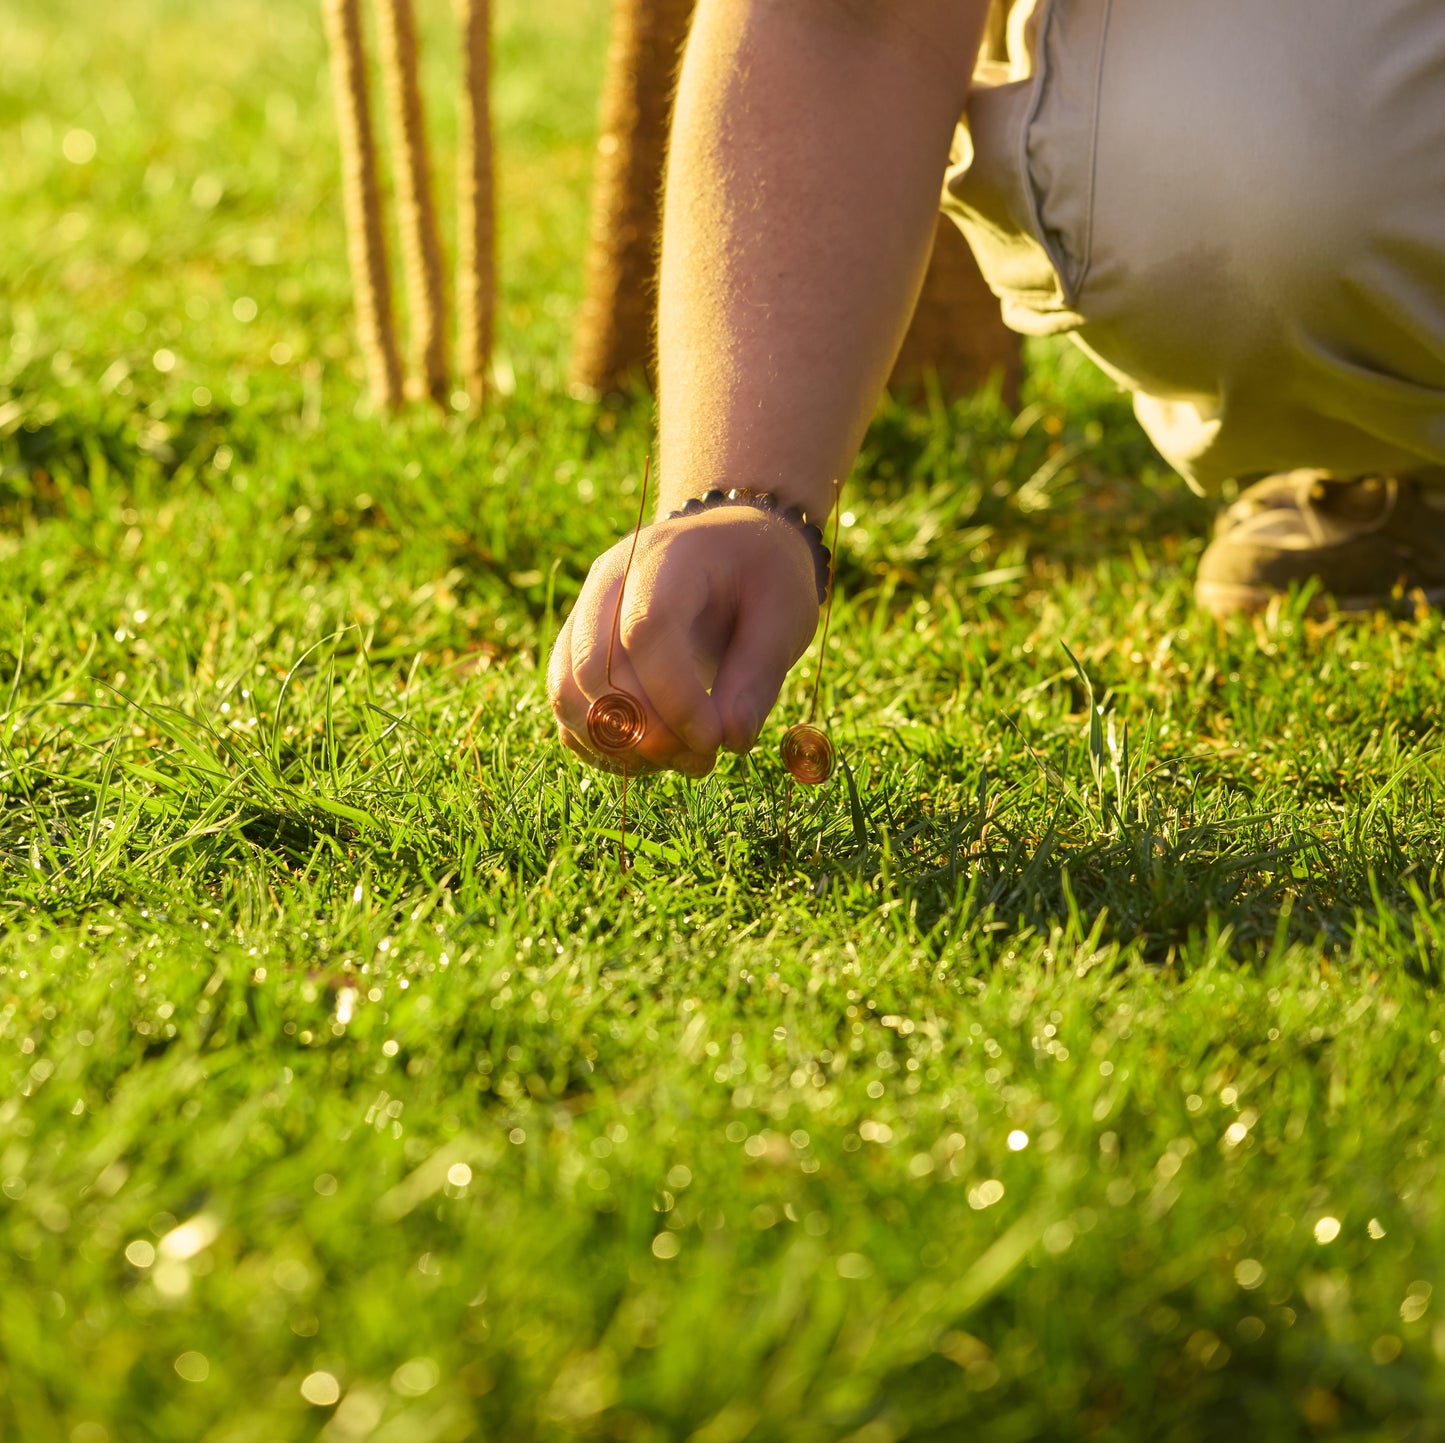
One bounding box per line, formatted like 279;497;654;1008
1314;1216;1342;1245
159;1214;219;1260
300;1371;340;1406
391;1357;439;1396
152;1260;190;1297
334;987;356;1026
1234;1259;1265;1289
273;1259;310;1292
1372;1335;1403;1365
124;1239;155;1268
968;1180;1005;1210
174;1351;209;1383
1042;1221;1075;1255
62;129;96;164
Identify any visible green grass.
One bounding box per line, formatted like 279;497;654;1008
5;2;1445;1440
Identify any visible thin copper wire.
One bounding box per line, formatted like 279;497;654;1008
781;479;843;787
779;724;834;786
585;691;646;754
585;457;651;871
779;480;843;865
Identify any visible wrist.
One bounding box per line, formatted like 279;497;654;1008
662;486;832;604
655;471;837;523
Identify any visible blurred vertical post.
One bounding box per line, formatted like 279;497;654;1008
455;0;495;407
888;218;1022;405
375;0;450;405
888;0;1020;403
572;0;1020;405
321;0;404;411
982;0;1010;62
570;0;697;397
884;0;1023;404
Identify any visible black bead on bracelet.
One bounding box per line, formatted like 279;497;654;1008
664;487;832;605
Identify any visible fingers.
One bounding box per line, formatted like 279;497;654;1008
556;721;663;778
617;559;723;758
546;511;818;777
711;544;820;754
547;558;719;776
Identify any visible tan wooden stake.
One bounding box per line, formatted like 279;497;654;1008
455;0;495;407
570;0;696;397
321;0;403;411
889;217;1022;406
375;0;450;406
572;0;1018;406
889;0;1022;404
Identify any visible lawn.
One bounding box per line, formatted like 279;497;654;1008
4;2;1445;1440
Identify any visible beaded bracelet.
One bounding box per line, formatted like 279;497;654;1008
664;487;832;604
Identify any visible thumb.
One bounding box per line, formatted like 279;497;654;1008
711;569;819;755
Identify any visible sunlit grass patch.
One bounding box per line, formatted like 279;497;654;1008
4;1;1445;1439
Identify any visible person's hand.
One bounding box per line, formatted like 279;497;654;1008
548;506;821;776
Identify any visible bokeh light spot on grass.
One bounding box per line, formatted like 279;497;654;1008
173;1352;209;1383
391;1357;440;1397
1234;1259;1265;1290
123;1239;155;1268
62;128;96;163
300;1372;340;1407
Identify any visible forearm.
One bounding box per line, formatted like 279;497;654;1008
656;0;988;519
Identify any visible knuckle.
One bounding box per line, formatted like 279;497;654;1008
568;624;602;680
618;604;664;654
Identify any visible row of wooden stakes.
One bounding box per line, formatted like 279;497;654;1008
321;0;1021;413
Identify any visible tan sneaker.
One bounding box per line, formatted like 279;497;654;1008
1194;470;1445;618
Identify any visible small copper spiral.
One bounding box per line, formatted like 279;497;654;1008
587;690;647;755
781;723;834;786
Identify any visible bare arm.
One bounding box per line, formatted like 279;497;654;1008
657;0;987;518
550;0;988;773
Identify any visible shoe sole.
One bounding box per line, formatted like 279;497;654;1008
1195;579;1445;619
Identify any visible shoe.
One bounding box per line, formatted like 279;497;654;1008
1194;470;1445;618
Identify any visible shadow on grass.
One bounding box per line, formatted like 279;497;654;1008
854;341;1217;586
775;641;1445;971
811;755;1445;971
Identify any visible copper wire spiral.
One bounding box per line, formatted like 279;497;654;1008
781;723;835;786
587;690;647;755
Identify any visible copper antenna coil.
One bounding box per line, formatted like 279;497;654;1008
779;478;844;790
781;722;834;786
587;690;647;755
590;455;651;874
